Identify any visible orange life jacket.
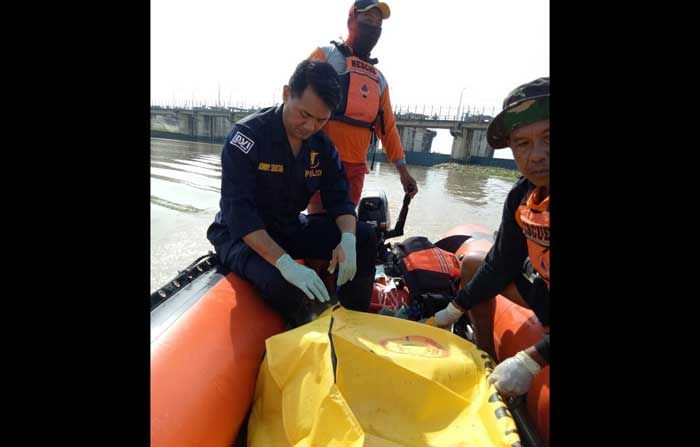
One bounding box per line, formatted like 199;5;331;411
390;237;461;295
329;41;385;132
515;186;550;287
388;236;462;318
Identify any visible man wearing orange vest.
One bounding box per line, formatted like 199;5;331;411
306;0;418;214
433;78;550;398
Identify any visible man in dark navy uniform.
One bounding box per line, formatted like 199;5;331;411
207;60;377;325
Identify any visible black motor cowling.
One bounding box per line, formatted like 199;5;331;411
358;190;392;238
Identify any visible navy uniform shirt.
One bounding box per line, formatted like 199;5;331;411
207;105;356;247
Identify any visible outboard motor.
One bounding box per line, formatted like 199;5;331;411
358;190;392;239
358;186;414;263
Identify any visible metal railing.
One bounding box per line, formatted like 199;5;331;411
151;102;497;124
151;103;267;113
392;104;497;123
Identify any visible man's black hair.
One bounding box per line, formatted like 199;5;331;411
288;60;342;111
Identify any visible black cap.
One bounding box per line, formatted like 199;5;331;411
353;0;391;19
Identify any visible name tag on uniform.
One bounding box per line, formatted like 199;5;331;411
258;162;284;173
305;169;322;178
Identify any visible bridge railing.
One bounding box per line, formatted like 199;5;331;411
393;104;497;123
151;103;266;114
151;102;498;124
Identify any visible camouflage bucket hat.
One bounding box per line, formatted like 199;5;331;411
487;77;549;149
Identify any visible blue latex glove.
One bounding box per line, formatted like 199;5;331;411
328;232;357;286
275;254;330;303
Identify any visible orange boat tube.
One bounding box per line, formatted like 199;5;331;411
151;272;284;447
450;229;550;446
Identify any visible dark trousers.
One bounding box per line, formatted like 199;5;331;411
215;215;376;324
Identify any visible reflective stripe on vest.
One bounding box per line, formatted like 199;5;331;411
403;247;461;278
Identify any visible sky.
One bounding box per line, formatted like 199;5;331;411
151;0;549;157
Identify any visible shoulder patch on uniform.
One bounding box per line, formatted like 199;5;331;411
230;131;255;154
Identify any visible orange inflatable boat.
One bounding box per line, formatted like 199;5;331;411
150;260;285;447
150;193;549;446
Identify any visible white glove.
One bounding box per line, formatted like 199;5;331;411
433;302;463;329
488;350;541;397
275;254;330;303
328;232;357;286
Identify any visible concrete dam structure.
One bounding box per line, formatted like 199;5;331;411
151;106;514;169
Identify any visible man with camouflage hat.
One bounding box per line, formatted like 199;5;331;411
432;78;550;398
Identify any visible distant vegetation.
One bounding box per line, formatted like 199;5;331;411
433;163;521;180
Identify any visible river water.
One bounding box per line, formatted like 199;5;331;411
150;137;516;292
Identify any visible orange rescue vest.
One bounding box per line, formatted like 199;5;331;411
515;186;550;287
330;41;385;132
